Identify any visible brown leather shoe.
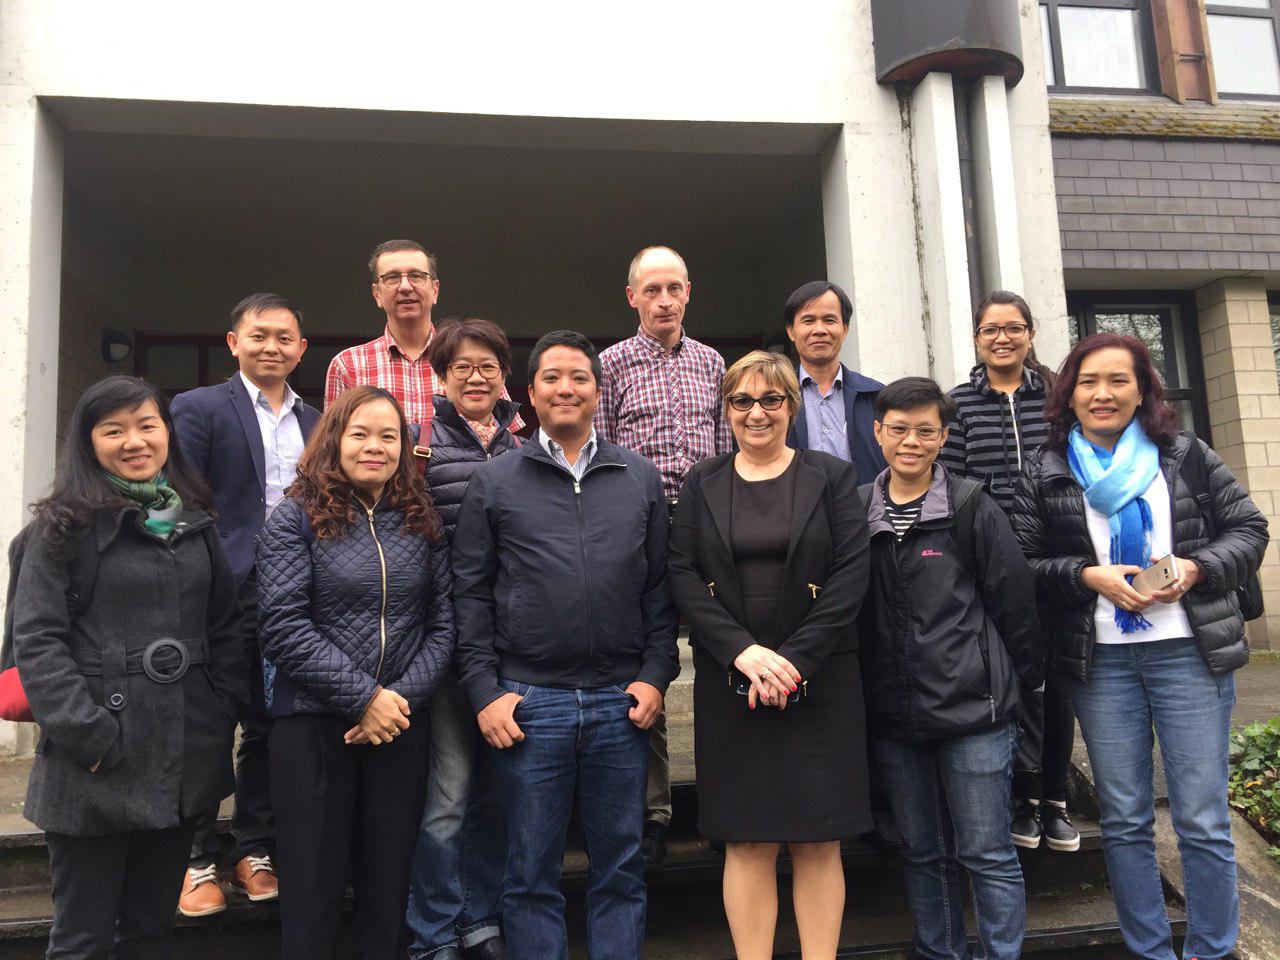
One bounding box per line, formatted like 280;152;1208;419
231;854;279;901
178;864;226;917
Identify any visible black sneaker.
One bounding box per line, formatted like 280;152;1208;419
1040;802;1081;852
641;820;668;864
1011;799;1042;849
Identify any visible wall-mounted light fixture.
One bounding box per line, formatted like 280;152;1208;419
101;329;133;364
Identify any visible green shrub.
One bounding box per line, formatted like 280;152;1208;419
1228;716;1280;865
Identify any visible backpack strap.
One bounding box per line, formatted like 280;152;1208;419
1179;432;1217;539
950;477;986;576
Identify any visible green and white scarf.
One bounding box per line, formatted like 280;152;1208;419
103;471;184;537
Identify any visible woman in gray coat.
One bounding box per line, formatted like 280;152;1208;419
12;375;247;959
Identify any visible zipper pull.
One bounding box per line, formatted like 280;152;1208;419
573;480;581;495
808;583;821;598
707;581;716;597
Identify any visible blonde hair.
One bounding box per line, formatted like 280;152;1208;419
722;350;801;424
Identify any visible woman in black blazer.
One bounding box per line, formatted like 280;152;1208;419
668;350;871;960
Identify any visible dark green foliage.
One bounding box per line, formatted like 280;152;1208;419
1228;716;1280;865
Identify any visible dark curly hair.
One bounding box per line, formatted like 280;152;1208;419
33;376;213;551
1045;332;1180;450
289;386;442;541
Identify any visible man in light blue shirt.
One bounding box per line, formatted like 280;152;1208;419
171;293;320;917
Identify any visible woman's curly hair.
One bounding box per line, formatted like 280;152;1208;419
288;386;442;541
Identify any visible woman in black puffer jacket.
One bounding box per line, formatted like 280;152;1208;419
256;385;455;960
406;319;522;960
1013;333;1267;960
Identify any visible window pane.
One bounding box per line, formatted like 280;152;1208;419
1041;5;1056;85
1211;0;1273;9
1269;295;1280;383
1093;311;1170;384
1059;6;1145;88
1208;14;1280;95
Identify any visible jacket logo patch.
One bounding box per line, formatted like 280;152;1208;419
921;549;944;558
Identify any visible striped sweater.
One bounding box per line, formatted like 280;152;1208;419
939;364;1049;516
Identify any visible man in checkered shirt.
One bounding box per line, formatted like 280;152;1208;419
324;239;522;435
595;245;733;865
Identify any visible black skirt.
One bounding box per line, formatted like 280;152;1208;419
693;644;872;843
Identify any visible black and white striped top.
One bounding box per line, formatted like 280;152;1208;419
883;489;926;540
939;364;1049;517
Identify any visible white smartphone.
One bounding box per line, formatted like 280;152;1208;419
1132;554;1180;596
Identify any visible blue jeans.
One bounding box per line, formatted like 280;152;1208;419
491;680;648;960
873;723;1025;960
406;684;506;959
1069;637;1237;960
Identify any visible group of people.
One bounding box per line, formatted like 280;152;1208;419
6;239;1267;960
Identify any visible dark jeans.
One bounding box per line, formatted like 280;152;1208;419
406;683;505;959
190;575;273;867
491;680;649;960
873;723;1025;960
271;713;431;960
46;818;198;960
1013;670;1076;804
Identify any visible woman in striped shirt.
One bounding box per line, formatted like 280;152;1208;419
939;291;1080;855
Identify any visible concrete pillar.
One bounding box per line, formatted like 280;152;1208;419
0;97;66;756
908;73;974;390
968;75;1024;295
1196;277;1280;651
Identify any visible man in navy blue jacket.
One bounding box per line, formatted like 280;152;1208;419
783;280;887;485
452;330;679;960
170;293;319;917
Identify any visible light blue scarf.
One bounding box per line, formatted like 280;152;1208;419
1067;420;1160;634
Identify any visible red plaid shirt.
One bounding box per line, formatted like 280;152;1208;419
595;329;732;498
325;326;523;432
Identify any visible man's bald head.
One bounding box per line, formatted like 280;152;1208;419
625;245;691;350
627;246;688;287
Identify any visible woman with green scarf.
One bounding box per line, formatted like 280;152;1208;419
11;375;248;959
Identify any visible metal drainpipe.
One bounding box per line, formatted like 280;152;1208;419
952;78;983;315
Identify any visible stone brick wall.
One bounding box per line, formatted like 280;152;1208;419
1053;135;1280;272
1196;278;1280;652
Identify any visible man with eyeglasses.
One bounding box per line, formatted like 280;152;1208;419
324;239;523;439
782;280;887;485
594;245;732;865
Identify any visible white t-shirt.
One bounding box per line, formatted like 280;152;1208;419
1085;472;1194;645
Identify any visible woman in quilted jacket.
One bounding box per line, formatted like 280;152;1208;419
1014;333;1268;960
256;385;456;960
406;318;522;960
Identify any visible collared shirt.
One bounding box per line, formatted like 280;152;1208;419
595;328;732;498
538;428;598;482
324;324;523;433
238;371;305;514
798;363;851;462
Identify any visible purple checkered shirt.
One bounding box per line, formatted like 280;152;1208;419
596;328;732;498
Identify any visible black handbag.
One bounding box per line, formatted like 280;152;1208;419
1180;433;1265;622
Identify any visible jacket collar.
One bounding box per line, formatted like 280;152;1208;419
431;394;522;435
94;503;214;552
521;434;627;471
227;375;267;489
700;450;826;563
1039;432;1188;485
968;362;1044;397
865;463;952;537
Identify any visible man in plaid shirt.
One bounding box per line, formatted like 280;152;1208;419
595;245;733;864
324;239;522;435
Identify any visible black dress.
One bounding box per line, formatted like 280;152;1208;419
693;459;869;842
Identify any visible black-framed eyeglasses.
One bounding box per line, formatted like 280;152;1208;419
976;323;1030;341
448;362;503;381
727;392;787;412
375;271;434;289
880;422;943;442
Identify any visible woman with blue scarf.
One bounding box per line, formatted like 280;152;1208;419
1014;334;1268;960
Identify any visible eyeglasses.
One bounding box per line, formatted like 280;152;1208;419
375;271;434;289
976;323;1030;341
727;393;787;412
448;362;503;380
880;422;943;442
